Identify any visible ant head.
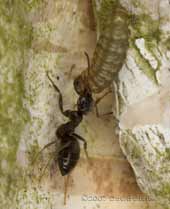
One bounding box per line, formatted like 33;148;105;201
58;139;80;176
77;91;93;114
73;75;87;95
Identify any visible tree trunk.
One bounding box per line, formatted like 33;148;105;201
0;0;169;208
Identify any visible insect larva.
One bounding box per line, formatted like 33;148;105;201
74;4;130;94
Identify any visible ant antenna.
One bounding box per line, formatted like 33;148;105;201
84;51;90;75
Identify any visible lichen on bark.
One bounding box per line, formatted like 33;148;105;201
0;0;41;207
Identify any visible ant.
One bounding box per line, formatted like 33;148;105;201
32;72;93;204
33;71;92;176
46;72;92;176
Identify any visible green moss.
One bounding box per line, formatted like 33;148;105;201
131;44;158;84
27;138;42;165
0;0;37;207
155;184;170;199
26;0;45;11
131;145;142;159
131;14;160;39
16;188;54;209
129;14;161;84
126;133;142;159
165;148;170;160
164;37;170;51
131;0;140;8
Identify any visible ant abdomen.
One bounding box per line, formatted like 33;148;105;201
58;138;80;176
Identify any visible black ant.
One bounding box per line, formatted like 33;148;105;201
32;72;93;204
33;72;92;176
46;72;92;176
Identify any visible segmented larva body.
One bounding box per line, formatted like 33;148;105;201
79;5;129;93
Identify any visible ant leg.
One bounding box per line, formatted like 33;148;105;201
33;141;72;182
97;111;113;117
47;72;76;119
112;81;120;135
47;72;74;119
38;152;55;183
94;88;112;117
57;141;72;153
31;141;56;182
72;133;90;161
113;81;120;122
32;140;57;165
47;72;68;117
47;72;65;115
67;64;76;79
38;143;73;184
64;174;70;205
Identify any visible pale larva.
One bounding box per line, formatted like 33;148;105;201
74;3;130;94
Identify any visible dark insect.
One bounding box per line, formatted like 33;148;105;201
32;72;92;204
74;4;129;95
48;72;92;175
33;72;92;176
53;90;92;176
